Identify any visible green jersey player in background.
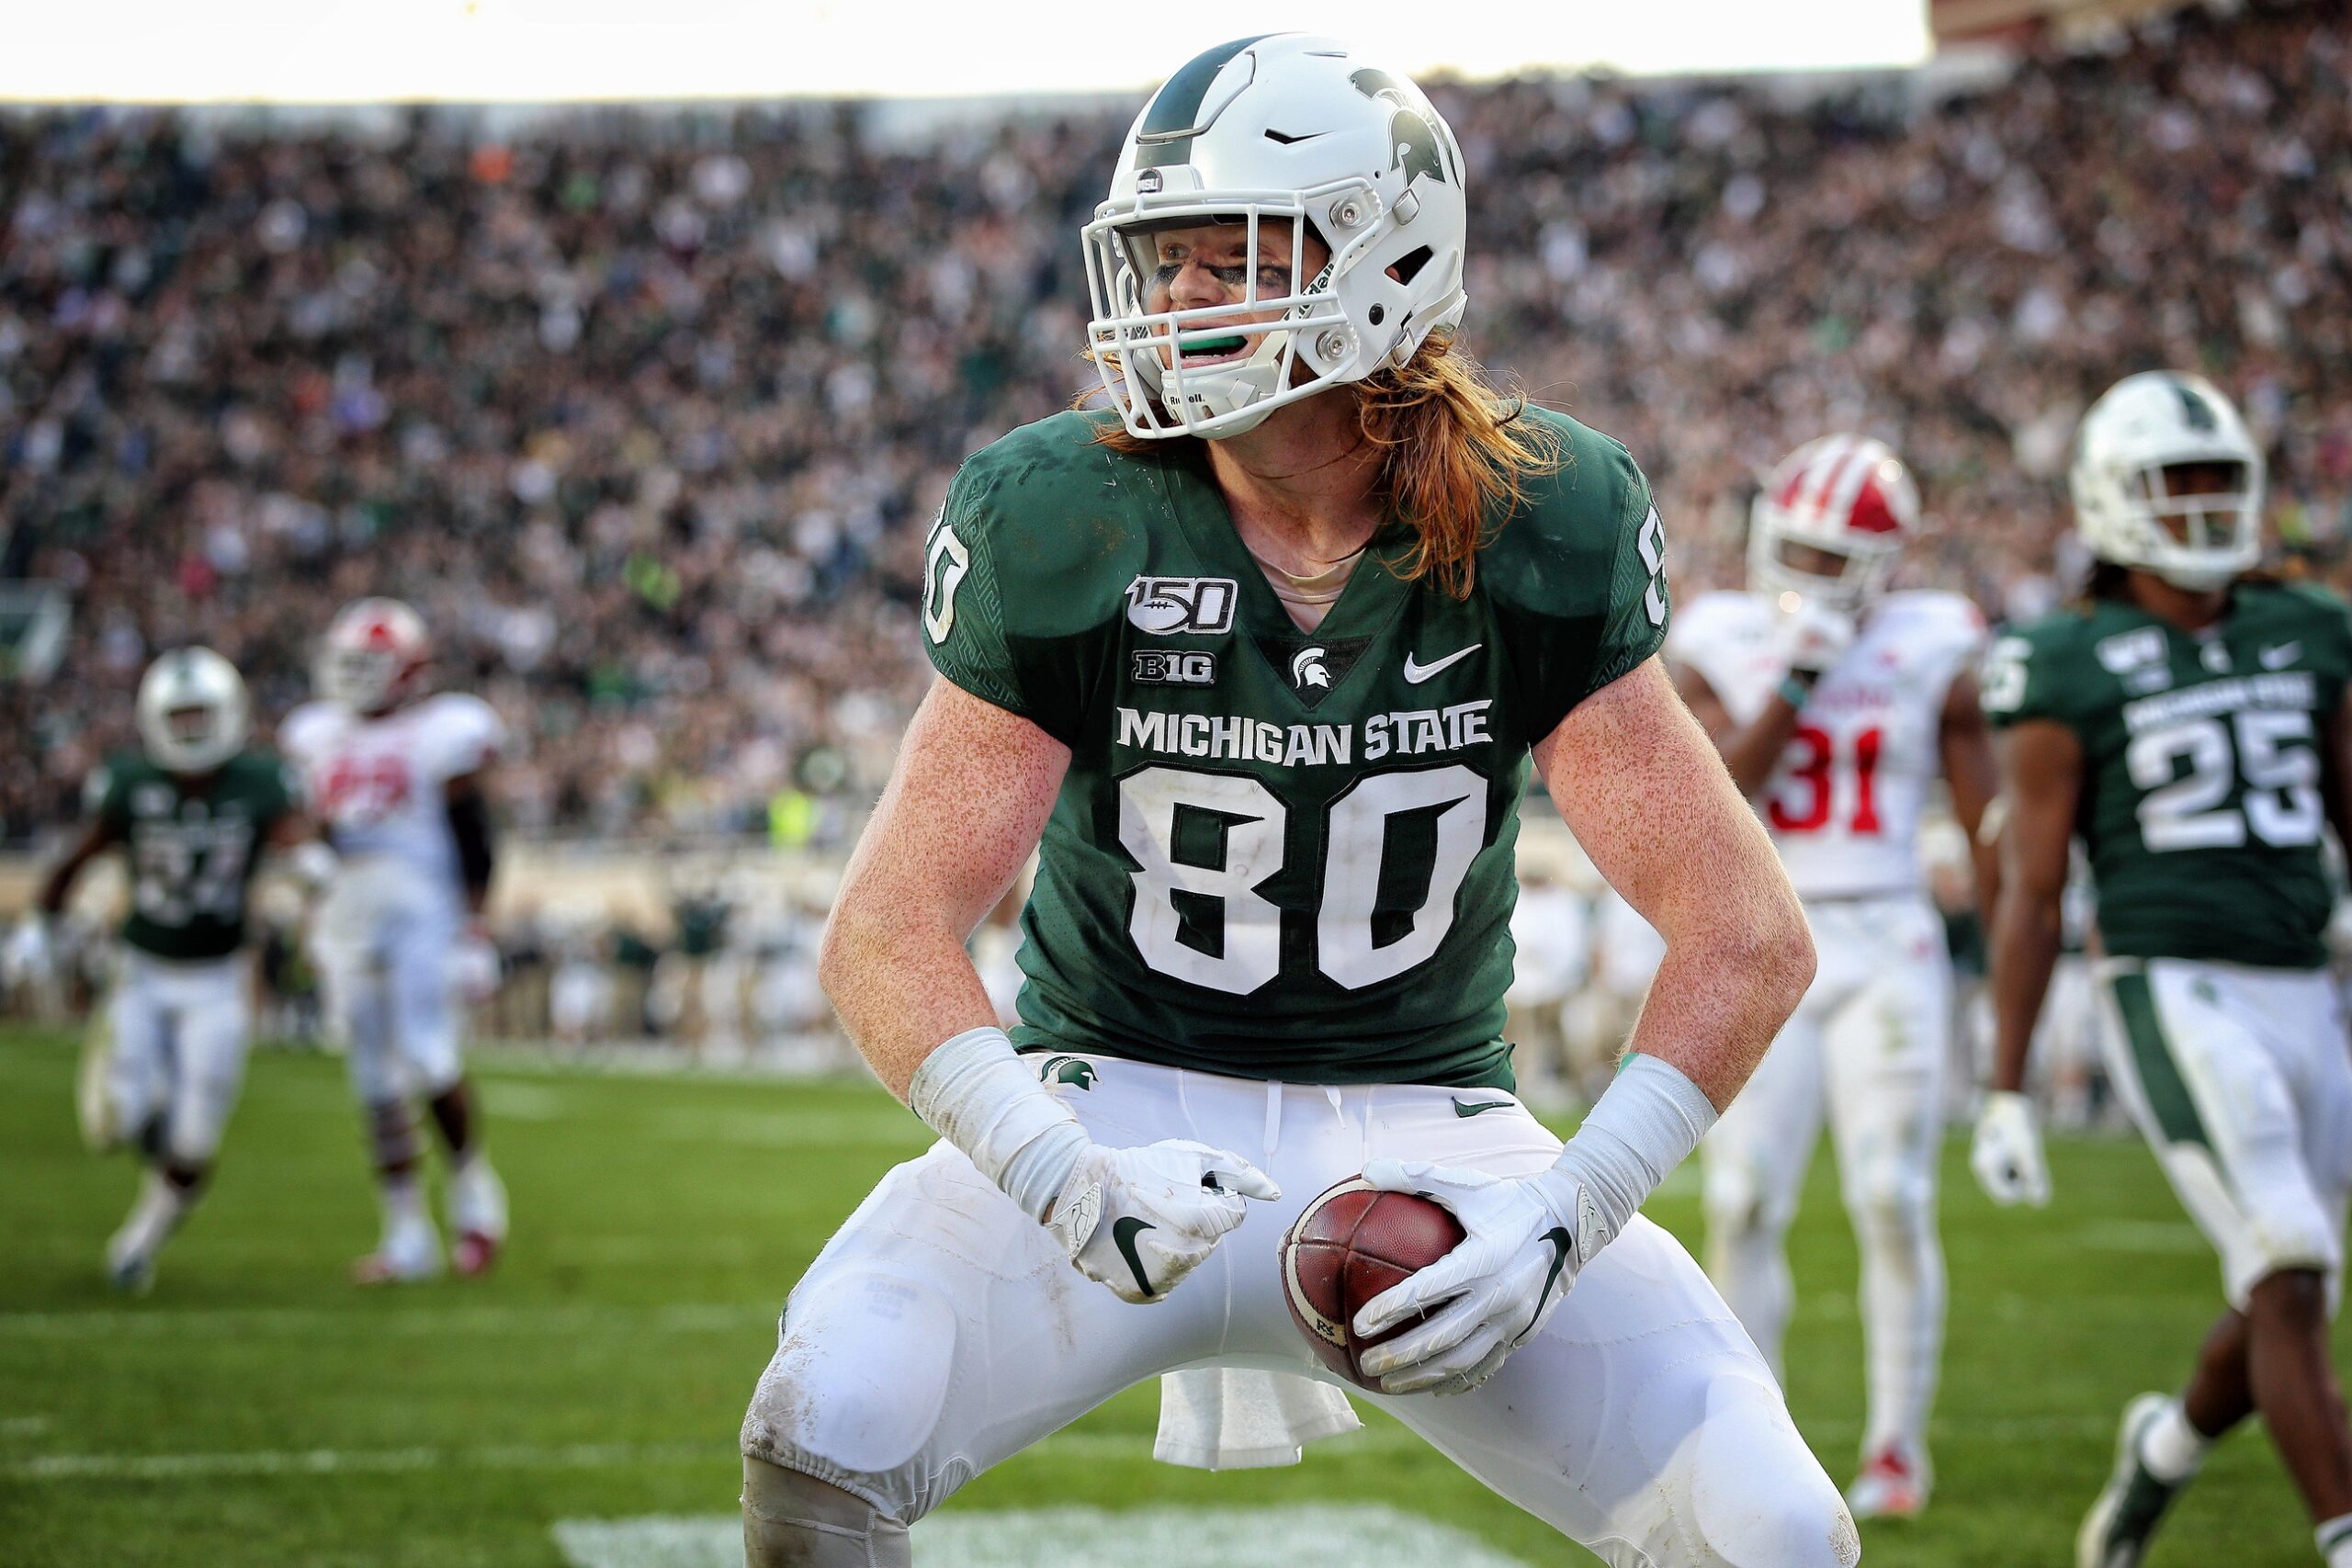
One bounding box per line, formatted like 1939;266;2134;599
1973;372;2352;1568
35;648;322;1292
739;35;1859;1568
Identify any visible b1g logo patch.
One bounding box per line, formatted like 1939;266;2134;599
2096;628;2165;673
1125;576;1237;636
1131;650;1216;686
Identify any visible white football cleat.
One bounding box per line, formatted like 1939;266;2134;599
1846;1442;1930;1520
447;1160;508;1279
104;1232;157;1296
352;1218;443;1286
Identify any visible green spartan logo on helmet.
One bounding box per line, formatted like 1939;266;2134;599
1349;68;1451;186
2174;378;2218;432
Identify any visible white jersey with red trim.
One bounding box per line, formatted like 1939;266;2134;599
1669;589;1984;899
281;693;504;895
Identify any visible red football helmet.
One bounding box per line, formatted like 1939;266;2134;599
318;597;430;715
1747;434;1922;609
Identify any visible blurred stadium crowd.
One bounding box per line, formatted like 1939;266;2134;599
4;0;2350;853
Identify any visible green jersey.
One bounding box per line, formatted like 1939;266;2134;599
923;407;1669;1088
1984;582;2352;968
93;750;300;961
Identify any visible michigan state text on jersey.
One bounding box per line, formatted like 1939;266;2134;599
741;35;1855;1568
922;403;1663;1089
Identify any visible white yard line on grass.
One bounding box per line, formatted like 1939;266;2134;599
0;1301;775;1341
0;1410;2117;1486
556;1505;1540;1568
7;1440;717;1482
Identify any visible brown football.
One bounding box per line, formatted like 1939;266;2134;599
1279;1176;1465;1390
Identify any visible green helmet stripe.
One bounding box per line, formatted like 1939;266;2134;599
1136;35;1272;169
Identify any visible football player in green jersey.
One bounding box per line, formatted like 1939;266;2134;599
740;36;1858;1568
35;649;322;1292
1975;371;2352;1568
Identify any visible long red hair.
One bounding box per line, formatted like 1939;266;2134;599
1089;333;1562;598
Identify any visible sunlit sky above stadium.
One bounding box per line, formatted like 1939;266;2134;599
12;1;1933;103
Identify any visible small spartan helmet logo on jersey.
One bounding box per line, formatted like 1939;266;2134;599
1291;646;1331;690
1038;1055;1098;1090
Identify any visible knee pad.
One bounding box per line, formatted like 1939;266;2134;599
1845;1144;1936;1242
741;1271;959;1517
742;1455;910;1568
166;1064;243;1168
1686;1373;1860;1568
1702;1158;1791;1236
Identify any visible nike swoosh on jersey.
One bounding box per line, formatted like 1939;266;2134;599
1403;643;1482;683
1112;1216;1159;1297
1451;1098;1515;1117
2260;641;2302;670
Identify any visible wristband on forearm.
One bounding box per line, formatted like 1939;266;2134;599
286;840;339;893
1538;1053;1719;1262
1775;672;1814;709
905;1026;1088;1222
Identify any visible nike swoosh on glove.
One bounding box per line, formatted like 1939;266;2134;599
1351;1157;1587;1396
1969;1090;2051;1207
1046;1140;1279;1304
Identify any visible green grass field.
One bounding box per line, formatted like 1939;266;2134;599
1;1026;2342;1567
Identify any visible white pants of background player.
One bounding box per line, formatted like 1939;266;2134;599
2096;958;2352;1311
311;858;465;1102
105;950;252;1165
743;1055;1859;1568
1702;893;1949;1466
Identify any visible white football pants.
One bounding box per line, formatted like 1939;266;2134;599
107;950;252;1166
2097;958;2352;1310
743;1055;1858;1568
311;858;464;1105
1702;892;1950;1462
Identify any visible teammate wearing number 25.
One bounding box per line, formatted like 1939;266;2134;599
1975;372;2352;1568
1668;435;1998;1520
741;35;1857;1568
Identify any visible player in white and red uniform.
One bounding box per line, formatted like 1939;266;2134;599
280;598;510;1284
1669;434;2001;1518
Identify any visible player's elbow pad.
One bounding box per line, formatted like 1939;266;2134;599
447;792;497;895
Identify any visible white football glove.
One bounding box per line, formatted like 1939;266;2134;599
451;927;502;1004
1046;1139;1278;1304
1351;1158;1583;1397
1970;1090;2051;1207
1774;601;1858;677
6;913;53;982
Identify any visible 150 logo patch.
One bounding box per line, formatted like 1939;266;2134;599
1125;576;1237;636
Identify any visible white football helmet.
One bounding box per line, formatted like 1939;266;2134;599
1747;434;1922;610
1082;34;1468;440
136;647;250;776
318;597;430;715
2071;371;2264;592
